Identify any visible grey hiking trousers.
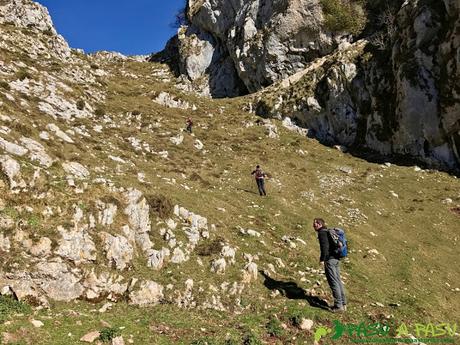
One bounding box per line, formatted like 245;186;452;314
325;258;347;308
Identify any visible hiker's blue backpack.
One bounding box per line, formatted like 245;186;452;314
328;228;348;258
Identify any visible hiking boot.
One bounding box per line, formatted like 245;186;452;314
330;306;345;313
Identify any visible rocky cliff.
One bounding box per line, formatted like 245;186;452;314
152;0;362;97
157;0;459;172
254;0;460;172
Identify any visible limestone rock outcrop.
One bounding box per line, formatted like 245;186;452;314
152;0;351;97
252;0;460;172
0;0;71;59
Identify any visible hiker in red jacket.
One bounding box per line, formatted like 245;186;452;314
251;165;267;196
185;117;193;133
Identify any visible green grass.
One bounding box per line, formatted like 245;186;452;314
0;296;31;323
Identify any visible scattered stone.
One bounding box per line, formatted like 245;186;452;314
371;302;385;307
98;302;113;313
0;155;26;189
129;280;164;306
80;331;100;343
46;123;74;143
274;258;285;268
31;319;44;328
170;133;184;145
299;318;314;331
334;145;348;153
62;161;90;179
0;233;11;253
0;216;14;230
166;219;177;230
20;137;53;167
109;155;127;164
211;258;226;274
242;262;258;283
239;227;261;237
221;245;236;264
194;139;204;150
112;336;125;345
367;249;380;256
264;123;279;139
30;237;52;257
39;131;50;141
0;137;28;156
153;92;190;109
282;117;308;136
339;166;353;174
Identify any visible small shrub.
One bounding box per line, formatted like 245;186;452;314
15;69;32;81
146;194;173;219
90;64;100;70
0;81;10;90
76;99;85;110
10;121;32;137
99;327;120;342
266;316;284;337
27;215;40;228
48;62;62;72
320;0;366;34
131;110;141;116
243;332;262;345
94;106;106;117
0;295;31;323
195;237;224;256
288;311;303;327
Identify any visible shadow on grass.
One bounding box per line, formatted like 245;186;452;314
260;271;330;310
237;188;258;195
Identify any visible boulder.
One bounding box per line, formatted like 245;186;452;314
100;232;134;270
129;280;164;306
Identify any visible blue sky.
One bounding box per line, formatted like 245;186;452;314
35;0;185;55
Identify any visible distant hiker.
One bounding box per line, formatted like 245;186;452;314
185;117;193;133
313;218;347;312
251;165;267;196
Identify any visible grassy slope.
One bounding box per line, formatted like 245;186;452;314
0;26;459;345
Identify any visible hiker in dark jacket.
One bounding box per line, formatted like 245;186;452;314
185;117;193;133
313;218;347;312
251;165;267;196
